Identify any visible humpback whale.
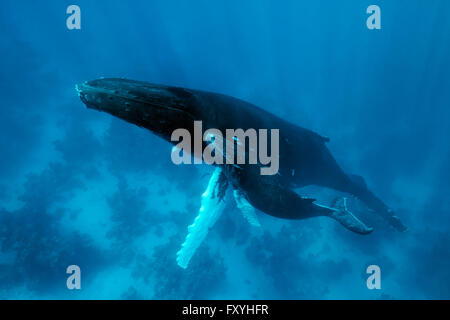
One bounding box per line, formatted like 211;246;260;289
76;78;407;268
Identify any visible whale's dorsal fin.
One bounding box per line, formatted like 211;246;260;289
176;167;228;269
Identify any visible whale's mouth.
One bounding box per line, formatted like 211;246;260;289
76;78;198;139
76;79;192;116
76;81;110;111
75;82;93;108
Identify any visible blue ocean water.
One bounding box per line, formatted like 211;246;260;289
0;0;449;299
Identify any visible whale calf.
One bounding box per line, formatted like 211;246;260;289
76;78;407;268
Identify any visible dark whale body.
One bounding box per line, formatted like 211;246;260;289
76;78;406;233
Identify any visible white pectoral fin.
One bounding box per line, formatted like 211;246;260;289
176;167;228;269
233;189;261;228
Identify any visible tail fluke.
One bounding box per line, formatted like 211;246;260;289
346;173;407;232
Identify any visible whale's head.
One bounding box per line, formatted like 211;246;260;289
76;78;199;141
